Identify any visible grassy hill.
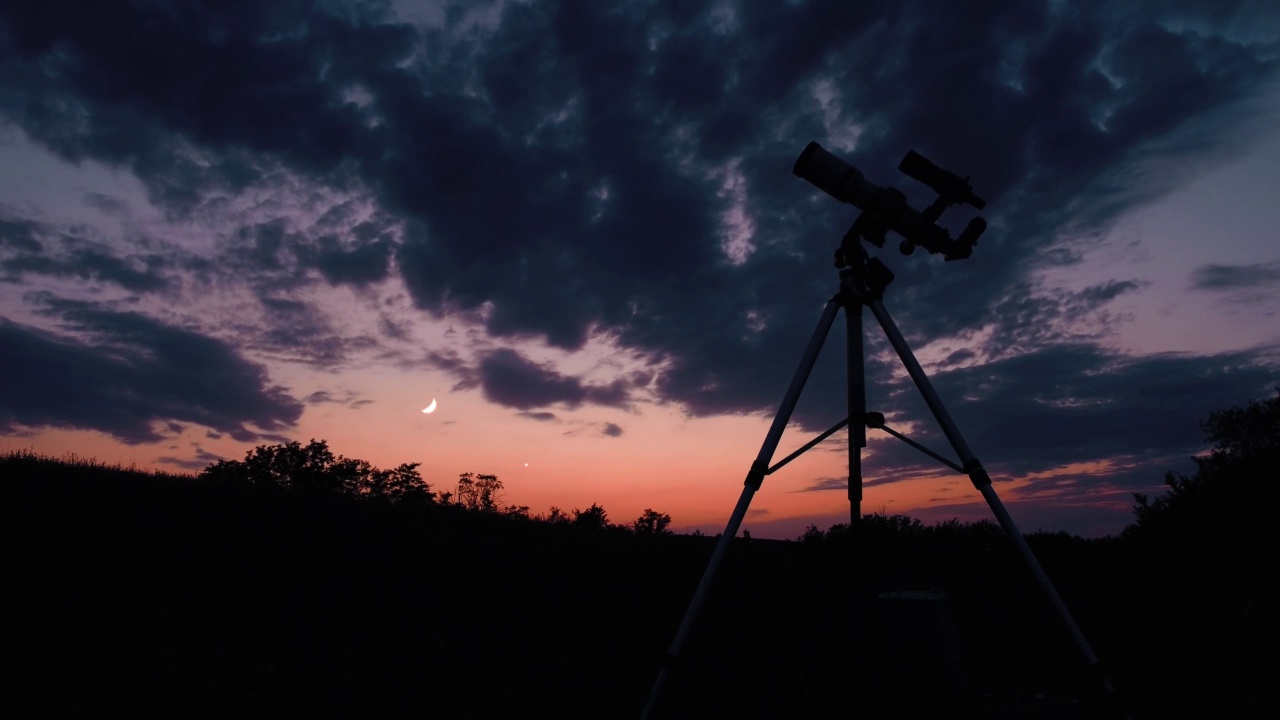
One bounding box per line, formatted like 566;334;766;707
2;451;1269;718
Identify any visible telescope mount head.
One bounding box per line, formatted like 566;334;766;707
792;142;988;267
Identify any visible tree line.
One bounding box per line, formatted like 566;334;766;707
7;388;1273;551
197;439;674;536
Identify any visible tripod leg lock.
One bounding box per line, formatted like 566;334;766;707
743;460;769;490
964;459;993;487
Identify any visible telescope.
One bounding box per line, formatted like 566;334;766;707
793;142;987;264
643;139;1129;720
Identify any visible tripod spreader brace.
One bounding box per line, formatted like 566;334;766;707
868;414;967;475
767;410;973;478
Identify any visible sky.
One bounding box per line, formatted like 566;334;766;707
2;0;1279;540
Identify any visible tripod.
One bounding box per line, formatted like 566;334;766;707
639;246;1125;718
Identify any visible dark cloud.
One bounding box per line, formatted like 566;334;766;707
377;313;411;339
780;334;1275;510
517;411;557;422
82;192;128;215
249;291;378;367
922;344;1276;474
313;235;392;285
157;445;225;471
0;1;400;212
0;214;43;252
797;476;852;493
798;464;958;494
0;299;302;442
420;348;477;387
1191;261;1280;290
0;214;169;292
0;0;1277;434
982;279;1148;356
786;343;1278;499
3;247;169;292
601;422;623;437
289;217;402;287
477;347;631;410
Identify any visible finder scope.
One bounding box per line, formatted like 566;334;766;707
793;142;986;262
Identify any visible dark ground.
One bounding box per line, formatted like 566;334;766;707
2;464;1271;718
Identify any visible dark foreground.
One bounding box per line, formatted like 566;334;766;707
3;467;1270;718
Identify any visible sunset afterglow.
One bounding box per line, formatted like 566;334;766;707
3;0;1278;540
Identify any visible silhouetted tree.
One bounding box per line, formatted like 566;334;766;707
541;506;571;524
200;439;345;492
455;472;503;512
798;524;825;546
632;508;672;536
366;462;435;504
198;439;433;503
572;503;609;529
1130;390;1280;541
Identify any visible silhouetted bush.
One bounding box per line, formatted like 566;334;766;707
632;508;673;536
571;502;609;529
1125;389;1280;561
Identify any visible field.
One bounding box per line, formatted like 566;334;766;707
2;455;1269;718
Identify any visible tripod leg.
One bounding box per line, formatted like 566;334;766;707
845;289;865;565
640;297;843;720
844;286;867;694
865;297;1123;706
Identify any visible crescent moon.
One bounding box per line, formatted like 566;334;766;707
422;398;438;414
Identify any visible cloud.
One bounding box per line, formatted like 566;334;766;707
312;235;393;285
0;214;43;252
477;347;632;410
247;291;379;367
0;298;303;443
926;343;1276;472
3;246;169;293
805;342;1280;498
82;192;128;215
0;214;169;292
799;476;849;493
157;445;225;471
1191;261;1280;290
303;390;371;407
0;0;1277;431
601;422;623;437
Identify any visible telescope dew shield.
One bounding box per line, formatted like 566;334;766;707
793;142;878;208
